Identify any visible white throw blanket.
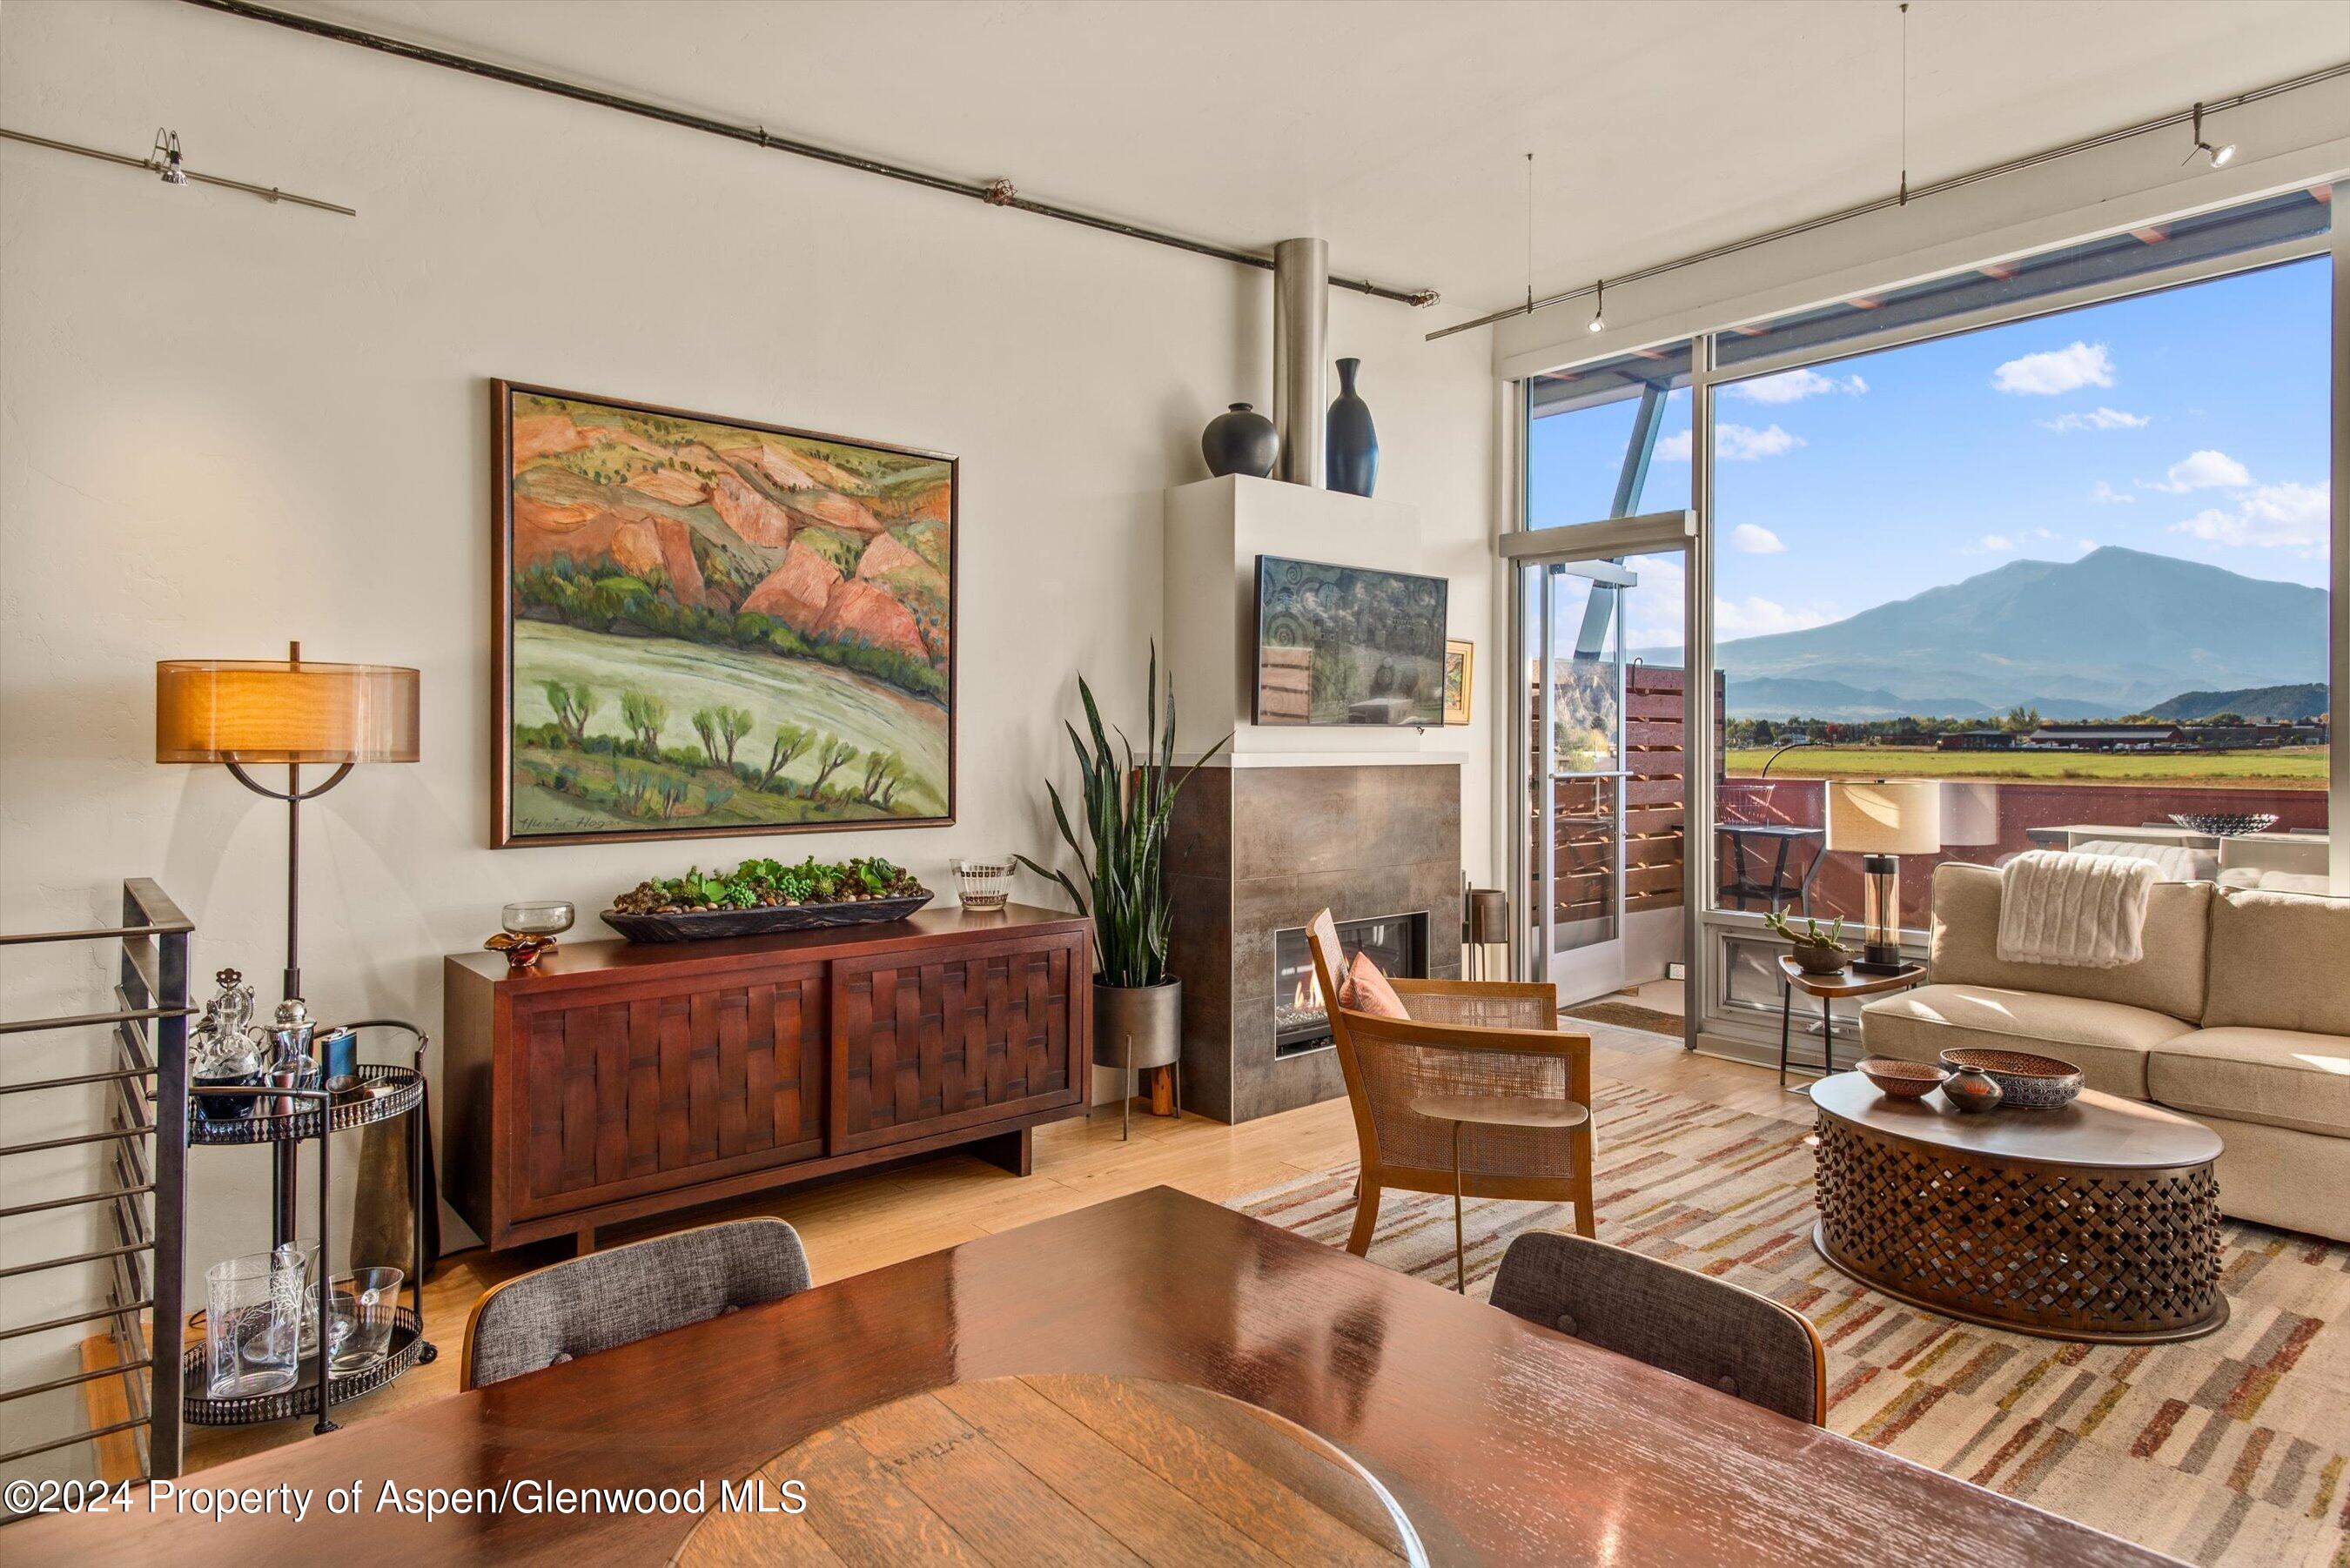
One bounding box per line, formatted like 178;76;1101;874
1996;850;2158;968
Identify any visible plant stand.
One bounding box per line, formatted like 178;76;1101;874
184;1030;436;1437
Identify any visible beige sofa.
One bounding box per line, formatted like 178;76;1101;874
1859;862;2350;1243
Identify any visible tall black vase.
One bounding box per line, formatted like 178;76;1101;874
1326;358;1378;498
1200;402;1278;479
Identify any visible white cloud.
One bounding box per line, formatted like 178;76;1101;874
2141;448;2252;493
2041;406;2151;432
1966;534;2018;554
1992;340;2115;395
1713;596;1836;639
1653;422;1805;463
2089;480;2134;505
2169;480;2329;550
2078;539;2098;553
1728;368;1869;405
1718;423;1803;460
1729;524;1786;554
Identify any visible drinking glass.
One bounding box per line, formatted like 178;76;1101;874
327;1268;404;1376
205;1250;302;1397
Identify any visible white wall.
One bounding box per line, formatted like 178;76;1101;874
0;0;1495;1471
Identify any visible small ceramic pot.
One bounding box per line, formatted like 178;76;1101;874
1790;944;1852;976
1943;1063;2004;1114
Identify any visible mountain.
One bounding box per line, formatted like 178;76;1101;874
2145;682;2331;721
1709;547;2328;717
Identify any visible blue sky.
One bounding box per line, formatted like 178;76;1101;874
1529;254;2332;651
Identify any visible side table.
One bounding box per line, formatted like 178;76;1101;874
1409;1092;1591;1293
1776;955;1925;1090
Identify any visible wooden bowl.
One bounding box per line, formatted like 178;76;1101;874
1856;1057;1947;1099
1937;1048;2084;1109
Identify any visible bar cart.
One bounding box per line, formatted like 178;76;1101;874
183;1022;436;1437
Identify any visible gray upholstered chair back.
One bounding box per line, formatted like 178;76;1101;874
462;1217;811;1389
1489;1231;1826;1424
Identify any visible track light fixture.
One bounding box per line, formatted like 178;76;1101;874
2184;103;2235;169
1588;279;1606;333
151;128;186;184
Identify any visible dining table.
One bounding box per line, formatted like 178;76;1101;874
8;1185;2172;1565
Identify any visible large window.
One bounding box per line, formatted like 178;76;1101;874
1518;185;2339;1022
1716;253;2332;929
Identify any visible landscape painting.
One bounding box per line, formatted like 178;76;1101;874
1253;555;1447;727
494;382;955;846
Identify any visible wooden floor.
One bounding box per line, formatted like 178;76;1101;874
165;1017;1789;1473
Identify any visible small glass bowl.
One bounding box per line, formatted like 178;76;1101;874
500;901;576;938
951;858;1016;913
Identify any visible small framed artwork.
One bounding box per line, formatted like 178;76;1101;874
493;380;957;847
1443;640;1474;726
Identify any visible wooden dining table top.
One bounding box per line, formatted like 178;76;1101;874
11;1186;2171;1566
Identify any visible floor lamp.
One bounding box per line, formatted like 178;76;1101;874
155;642;420;1004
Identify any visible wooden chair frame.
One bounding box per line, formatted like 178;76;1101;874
1305;910;1596;1256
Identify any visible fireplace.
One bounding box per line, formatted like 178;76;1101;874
1272;913;1427;1056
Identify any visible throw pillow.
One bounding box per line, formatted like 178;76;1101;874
1337;950;1409;1019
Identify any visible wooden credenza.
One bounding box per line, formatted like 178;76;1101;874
442;905;1091;1252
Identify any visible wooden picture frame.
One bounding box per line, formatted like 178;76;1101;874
493;380;957;848
1444;639;1474;726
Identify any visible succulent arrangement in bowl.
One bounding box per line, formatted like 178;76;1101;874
1762;910;1853;975
604;856;930;941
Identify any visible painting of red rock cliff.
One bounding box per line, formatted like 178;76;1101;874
493;381;955;846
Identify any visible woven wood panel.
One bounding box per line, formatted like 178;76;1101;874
1812;1114;2225;1343
514;972;826;1217
831;932;1084;1154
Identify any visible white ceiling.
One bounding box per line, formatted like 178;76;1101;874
290;0;2348;318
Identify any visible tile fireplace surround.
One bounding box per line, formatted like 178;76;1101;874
1165;762;1464;1122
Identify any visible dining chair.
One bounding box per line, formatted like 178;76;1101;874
1304;909;1595;1257
1487;1230;1828;1424
460;1216;811;1390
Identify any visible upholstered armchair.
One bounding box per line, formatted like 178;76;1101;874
1304;910;1596;1256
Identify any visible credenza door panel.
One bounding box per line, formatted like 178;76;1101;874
830;930;1087;1155
509;965;826;1222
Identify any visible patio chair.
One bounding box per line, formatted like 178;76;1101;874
1304;910;1596;1256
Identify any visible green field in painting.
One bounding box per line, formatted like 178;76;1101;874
512;619;948;834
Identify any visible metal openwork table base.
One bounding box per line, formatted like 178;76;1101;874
1810;1085;2227;1345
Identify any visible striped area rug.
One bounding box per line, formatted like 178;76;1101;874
1233;1078;2350;1568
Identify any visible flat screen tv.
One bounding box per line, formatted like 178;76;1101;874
1253;555;1448;727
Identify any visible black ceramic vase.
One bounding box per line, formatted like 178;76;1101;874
1326;358;1378;497
1201;402;1278;479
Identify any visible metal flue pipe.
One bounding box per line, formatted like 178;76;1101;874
1272;238;1330;487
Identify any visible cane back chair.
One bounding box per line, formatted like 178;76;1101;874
1305;909;1596;1256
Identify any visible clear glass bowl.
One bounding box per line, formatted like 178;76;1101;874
951;858;1016;913
500;901;576;938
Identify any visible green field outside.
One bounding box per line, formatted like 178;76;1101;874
1722;745;2328;790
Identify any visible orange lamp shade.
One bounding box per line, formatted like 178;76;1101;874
156;659;420;765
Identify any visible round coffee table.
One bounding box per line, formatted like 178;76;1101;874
1808;1074;2226;1344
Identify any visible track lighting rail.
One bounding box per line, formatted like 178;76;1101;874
173;0;1438;307
0;126;357;215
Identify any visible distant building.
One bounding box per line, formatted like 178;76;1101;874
2026;723;2184;751
1937;730;2016;752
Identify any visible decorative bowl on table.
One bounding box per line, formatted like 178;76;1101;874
2167;812;2280;838
1856;1057;1947;1099
602;856;932;943
1937;1047;2085;1109
1789;943;1854;976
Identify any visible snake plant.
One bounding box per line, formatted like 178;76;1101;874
1017;645;1230;988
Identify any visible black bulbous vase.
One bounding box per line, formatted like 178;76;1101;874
1326;358;1378;497
1201;402;1278;479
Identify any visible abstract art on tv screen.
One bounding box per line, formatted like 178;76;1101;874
493;381;956;847
1252;555;1447;727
